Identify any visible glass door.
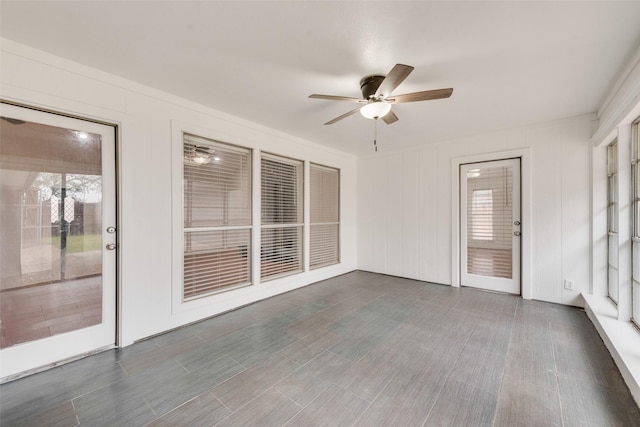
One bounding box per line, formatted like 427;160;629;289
460;158;521;294
0;103;116;380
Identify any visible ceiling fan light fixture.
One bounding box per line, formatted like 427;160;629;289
184;154;212;165
360;101;391;119
184;144;213;165
192;155;212;165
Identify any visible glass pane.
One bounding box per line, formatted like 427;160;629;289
261;157;303;225
635;163;640;199
633;281;640;328
261;226;303;280
466;166;513;279
310;164;339;223
183;134;251;228
0;117;103;348
636;204;640;239
609;234;619;304
608;174;618;233
310;164;339;270
183;229;251;300
310;223;339;269
607;142;617;175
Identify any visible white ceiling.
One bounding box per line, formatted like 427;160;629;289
2;1;640;155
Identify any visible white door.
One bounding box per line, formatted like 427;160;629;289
0;103;117;380
460;158;521;294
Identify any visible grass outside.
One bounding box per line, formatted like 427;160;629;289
50;234;102;253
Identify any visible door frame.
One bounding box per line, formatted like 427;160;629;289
0;100;121;381
451;149;532;299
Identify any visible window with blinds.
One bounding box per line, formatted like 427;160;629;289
183;134;252;300
310;164;340;269
466;166;513;279
261;154;303;280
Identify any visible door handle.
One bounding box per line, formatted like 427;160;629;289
105;243;117;250
513;231;521;237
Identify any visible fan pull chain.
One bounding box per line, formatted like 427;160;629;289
374;117;378;152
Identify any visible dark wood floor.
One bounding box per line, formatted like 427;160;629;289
1;271;638;426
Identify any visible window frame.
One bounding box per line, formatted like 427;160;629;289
608;140;619;305
260;152;304;281
631;119;640;328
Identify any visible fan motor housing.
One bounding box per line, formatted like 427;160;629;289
360;75;385;100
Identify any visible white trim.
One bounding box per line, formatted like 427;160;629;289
618;125;633;321
460;159;521;295
597;44;640;120
170;120;257;314
1;38;348;158
593;43;640;145
451;148;531;299
583;294;640;406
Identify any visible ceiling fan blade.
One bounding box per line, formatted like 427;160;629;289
309;94;365;103
382;110;398;125
388;88;453;103
324;106;363;125
375;64;414;98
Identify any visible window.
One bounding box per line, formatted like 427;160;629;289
261;154;303;280
608;140;619;304
632;121;640;327
182;134;252;300
310;164;340;269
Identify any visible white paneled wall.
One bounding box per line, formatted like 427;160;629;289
358;115;593;306
1;39;358;346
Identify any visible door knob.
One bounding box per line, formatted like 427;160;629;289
513;231;521;236
105;243;117;250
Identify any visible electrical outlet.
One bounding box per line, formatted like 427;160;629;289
564;280;574;290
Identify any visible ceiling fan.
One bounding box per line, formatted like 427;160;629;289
309;64;453;125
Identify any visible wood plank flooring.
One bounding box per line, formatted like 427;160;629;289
1;271;638;426
0;276;102;348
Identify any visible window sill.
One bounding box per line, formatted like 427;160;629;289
583;293;640;406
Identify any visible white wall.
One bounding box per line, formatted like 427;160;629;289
587;45;640;405
0;39;358;346
358;114;593;306
592;44;640;318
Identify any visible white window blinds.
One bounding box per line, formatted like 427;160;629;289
310;164;340;269
261;154;303;280
183;134;252;300
465;166;513;279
